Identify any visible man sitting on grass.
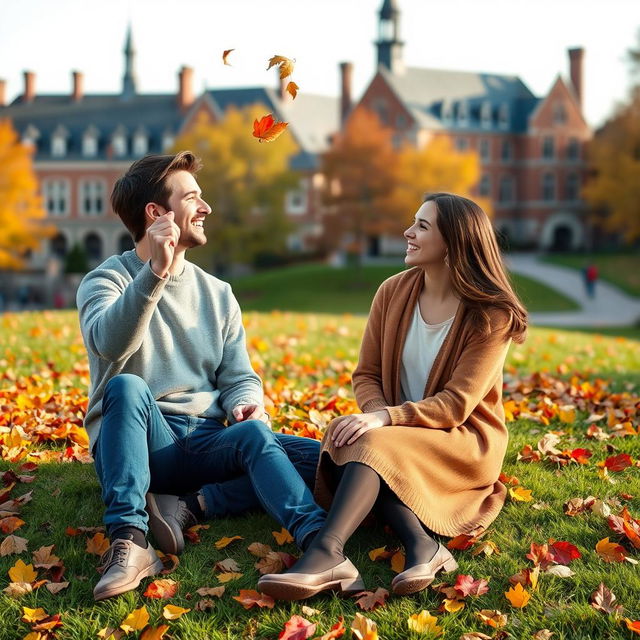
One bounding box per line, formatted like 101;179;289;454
77;151;326;601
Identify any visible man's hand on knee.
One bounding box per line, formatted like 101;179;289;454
232;404;271;428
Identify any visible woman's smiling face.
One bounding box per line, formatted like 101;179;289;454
403;201;448;267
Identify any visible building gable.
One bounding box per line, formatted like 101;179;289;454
528;76;589;134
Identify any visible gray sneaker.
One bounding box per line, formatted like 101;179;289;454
93;538;163;601
145;493;197;555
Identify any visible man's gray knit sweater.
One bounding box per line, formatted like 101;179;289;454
76;250;263;451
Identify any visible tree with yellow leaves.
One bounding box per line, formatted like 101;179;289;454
172;105;299;274
0;119;52;269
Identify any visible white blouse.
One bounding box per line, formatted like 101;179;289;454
400;303;455;403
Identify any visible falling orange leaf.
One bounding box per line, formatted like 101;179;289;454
267;55;295;79
252;114;288;143
222;49;235;65
272;528;294;545
286;81;299;99
214;535;243;550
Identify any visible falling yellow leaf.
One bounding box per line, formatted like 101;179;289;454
120;606;150;633
286;81;299;99
505;582;531;608
162;604;191;620
214;535;243;550
267;55;295;79
407;610;443;635
8;559;37;583
272;528;294;545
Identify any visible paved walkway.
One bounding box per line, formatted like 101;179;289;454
506;254;640;328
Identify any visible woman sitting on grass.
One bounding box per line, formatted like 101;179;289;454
258;192;527;600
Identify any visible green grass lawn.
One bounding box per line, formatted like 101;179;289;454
542;253;640;297
229;263;579;313
0;311;639;639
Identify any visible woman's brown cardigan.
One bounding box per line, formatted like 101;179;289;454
315;267;512;537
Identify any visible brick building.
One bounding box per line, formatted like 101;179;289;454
0;2;592;303
355;0;591;253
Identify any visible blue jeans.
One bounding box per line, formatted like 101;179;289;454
93;374;326;548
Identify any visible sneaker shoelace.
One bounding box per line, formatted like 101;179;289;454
176;501;197;530
99;540;130;572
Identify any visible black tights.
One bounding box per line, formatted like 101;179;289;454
292;462;438;574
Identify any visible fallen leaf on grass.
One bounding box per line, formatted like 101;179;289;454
624;618;640;635
0;516;25;533
526;543;554;570
97;626;125;640
273;528;294;545
351;613;378;640
545;565;574;578
278;614;316;639
0;534;28;556
162;604;190;620
214;535;243;550
390;550;405;573
353;587;389;611
549;540;581;565
86;532;110;556
140;625;170;640
509;486;533;502
447;534;478;550
143;578;178;599
8;558;37;583
591;582;623;614
471;540;500;556
196;586;225;597
21;607;48;622
460;633;492;640
120;606;150;633
45;581;69;594
454;574;490;597
233;589;275;609
475;609;508;628
248;542;272;557
32;545;61;569
368;546;395;561
255;551;285;574
505;582;531;607
315;617;345;639
601;453;633;472
215;558;241;573
595;537;628;563
217;572;243;583
442;598;465;612
157;551;179;574
533;632;555;640
407;610;442;635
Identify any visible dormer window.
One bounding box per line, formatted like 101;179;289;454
82;126;99;158
51;125;69;157
441;101;453;125
162;130;175;151
112;126;128;157
480;102;492;128
132;127;148;156
457;101;469;127
498;104;510;129
22;124;40;147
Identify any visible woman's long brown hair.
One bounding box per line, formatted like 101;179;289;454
424;192;528;343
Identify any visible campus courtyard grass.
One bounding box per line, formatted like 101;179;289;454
0;310;639;639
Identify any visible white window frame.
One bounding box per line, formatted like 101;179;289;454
112;133;127;158
498;104;510;130
51;134;67;157
42;178;70;217
457;101;469;127
480;102;492;129
133;132;148;156
82;133;98;158
79;178;107;216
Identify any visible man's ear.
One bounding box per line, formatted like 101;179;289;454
144;202;165;222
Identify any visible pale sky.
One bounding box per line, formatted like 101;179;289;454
1;0;638;128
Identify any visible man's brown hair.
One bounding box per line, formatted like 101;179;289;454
111;151;203;242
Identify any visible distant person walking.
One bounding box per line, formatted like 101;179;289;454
584;262;598;299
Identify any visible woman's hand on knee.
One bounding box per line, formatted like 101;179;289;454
331;410;390;447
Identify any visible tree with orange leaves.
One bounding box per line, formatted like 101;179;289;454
0;119;52;269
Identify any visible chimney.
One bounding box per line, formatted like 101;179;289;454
23;70;36;103
568;47;584;110
0;79;6;107
72;70;84;102
178;66;194;110
340;62;353;126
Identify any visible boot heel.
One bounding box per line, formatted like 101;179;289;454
442;557;458;572
339;576;365;593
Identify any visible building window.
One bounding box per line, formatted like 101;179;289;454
119;233;135;253
133;131;148;156
553;102;567;125
162;131;175;151
498;104;509;129
457;102;469;127
372;98;389;125
499;176;515;203
541;173;556;201
480;102;492;129
22;125;40;147
43;179;70;216
112;131;127;157
50;234;68;259
80;180;105;216
565;173;580;201
286;182;307;215
542;136;555;159
567;137;580;161
84;233;103;262
83;134;98;157
479;174;491;197
455;137;469;151
500;139;512;162
51;135;67;157
441;101;453;125
479;138;490;161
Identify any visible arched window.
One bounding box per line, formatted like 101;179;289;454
84;233;103;261
50;234;68;259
